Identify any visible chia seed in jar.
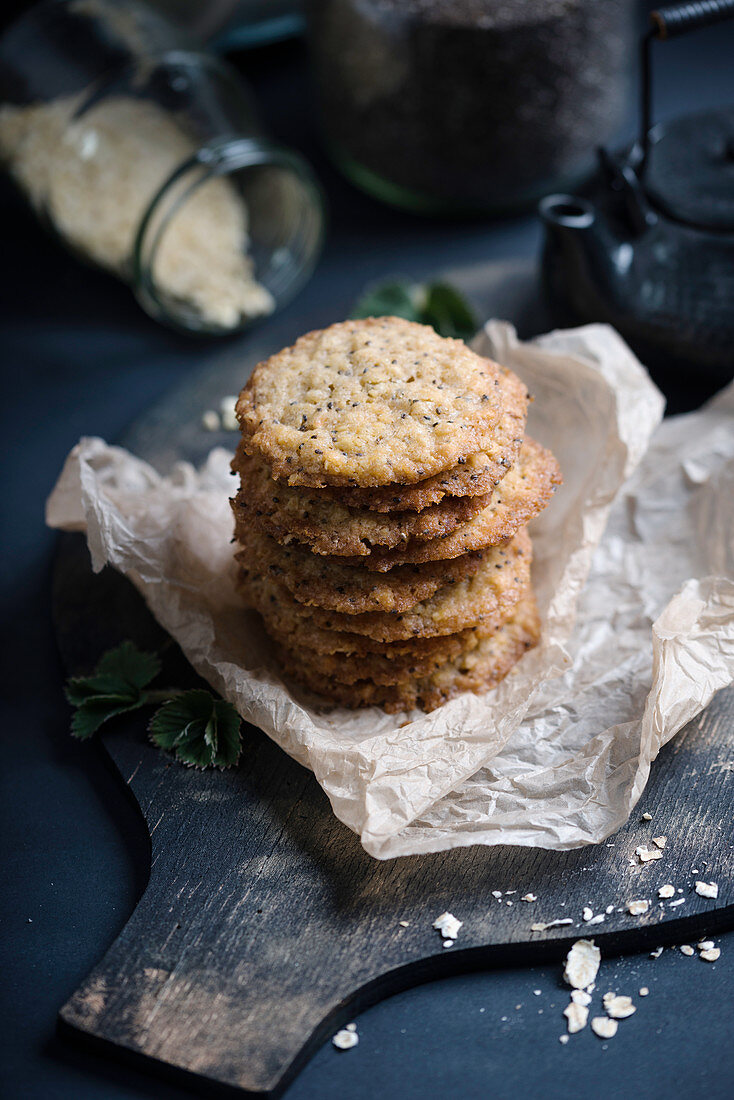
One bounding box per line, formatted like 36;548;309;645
307;0;635;213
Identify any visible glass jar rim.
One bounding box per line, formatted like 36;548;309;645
133;136;325;335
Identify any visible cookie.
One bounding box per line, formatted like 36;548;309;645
271;593;532;686
351;438;561;571
238;530;531;643
277;592;541;713
314;364;528;512
234;525;484;614
232;448;491;557
236;317;524;487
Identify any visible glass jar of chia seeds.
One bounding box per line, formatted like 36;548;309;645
0;0;324;333
307;0;635;215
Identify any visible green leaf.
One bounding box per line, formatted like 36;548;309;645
66;641;160;704
423;283;477;340
149;689;241;769
65;641;162;739
351;280;421;323
70;696;145;740
350;278;477;341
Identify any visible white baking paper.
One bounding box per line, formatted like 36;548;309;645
46;322;734;859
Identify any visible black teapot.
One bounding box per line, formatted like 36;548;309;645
540;1;734;410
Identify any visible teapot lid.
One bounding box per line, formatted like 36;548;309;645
644;107;734;231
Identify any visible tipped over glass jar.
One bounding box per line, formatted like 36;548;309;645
0;0;324;333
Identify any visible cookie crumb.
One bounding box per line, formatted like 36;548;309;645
602;994;636;1019
333;1028;359;1050
563;939;601;990
695;881;719;899
591;1017;618;1039
563;1001;589;1034
531;918;574;932
636;846;663;863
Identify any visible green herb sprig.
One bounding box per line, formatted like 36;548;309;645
351;279;477;341
65;641;241;769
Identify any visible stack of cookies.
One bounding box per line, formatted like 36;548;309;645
232;317;561;713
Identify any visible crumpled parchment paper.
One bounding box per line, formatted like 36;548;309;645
46;322;734;859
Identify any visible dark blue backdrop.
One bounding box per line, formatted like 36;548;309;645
1;20;733;1100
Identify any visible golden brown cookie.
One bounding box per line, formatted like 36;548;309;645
232;449;491;557
313;364;529;512
351;438;561;571
236;317;525;487
237;530;531;643
271;591;532;686
277;592;541;713
234;526;484;614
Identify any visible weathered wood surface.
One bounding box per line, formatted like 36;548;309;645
54;532;734;1098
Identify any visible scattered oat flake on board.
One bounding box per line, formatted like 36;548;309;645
668;898;685;907
603;994;636;1019
559;1034;569;1045
658;884;676;899
650;947;663;958
333;1029;358;1050
642;812;653;821
639;987;649;996
399;920;409;927
653;836;667;849
636;847;663;863
433;912;462;940
700;947;721;962
680;945;695;956
531;918;574;932
582;907;593;921
201;410;220;431
605;904;615;914
564;940;601;990
591;1017;618;1039
571;990;591;1007
627;899;649;915
697;940;714;951
492;890;503;899
695;881;719;899
522;893;537;902
564;1002;589;1034
588;914;605;926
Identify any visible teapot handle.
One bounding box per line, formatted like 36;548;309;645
650;0;734;38
638;1;734;169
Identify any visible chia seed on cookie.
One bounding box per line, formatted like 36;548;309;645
238;530;531;643
232;447;492;557
236;317;523;487
276;592;541;713
234;525;484;614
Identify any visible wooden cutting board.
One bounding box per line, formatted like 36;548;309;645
52;261;734;1097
